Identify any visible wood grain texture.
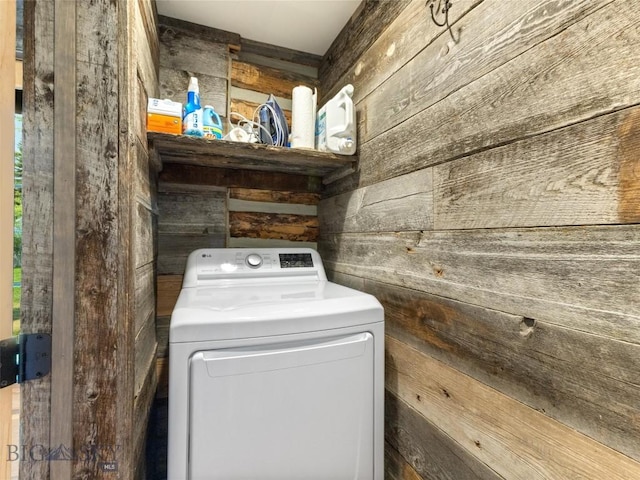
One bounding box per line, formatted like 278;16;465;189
384;442;423;480
155;315;170;358
134;311;157;396
52;0;76;477
157;15;240;49
159;163;322;193
240;37;322;68
319;0;413;101
385;391;501;480
319;168;432;233
159;26;230;76
149;132;354;178
134;202;156;268
433;106;640;229
229;97;292;126
229;188;320;205
361;0;608;143
158;233;225;275
74;1;124;477
156;274;183;318
227;237;317;249
321;0;481;105
231;59;318;99
370;279;640;462
235;51;318;80
229;211;319;242
158;189;226;235
356;0;637;188
386;336;640;480
20;1;54;477
135;262;156;335
319;226;640;343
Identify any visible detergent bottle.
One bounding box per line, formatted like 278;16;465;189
183;77;204;137
203;106;223;139
315;84;356;155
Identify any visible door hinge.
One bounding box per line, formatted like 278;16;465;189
0;333;51;388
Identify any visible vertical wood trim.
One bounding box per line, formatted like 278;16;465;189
51;0;76;478
0;2;16;479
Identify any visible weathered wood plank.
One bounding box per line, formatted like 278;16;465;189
134;0;159;101
159;163;322;193
156;274;183;317
132;349;157;480
319;0;412;100
155;357;169;399
157;15;240;49
159;66;227;117
362;0;608;142
433;106;640;228
155;315;170;358
386;336;640;479
369;279;640;462
319;168;432;233
321;0;480;106
135;262;156;335
229;211;319;242
318;226;640;343
229;188;320;205
231;60;318;99
384;442;423;480
230;85;292;110
158;189;226;235
240;37;322;69
357;0;637;188
229;97;292;127
149;132;354;178
385;391;501;480
134;202;155;268
235;51;318;79
52;0;77;477
227;237;317;249
134;310;157;396
158;233;225;275
159;25;231;77
74;1;123;477
229;198;317;216
20;1;54;477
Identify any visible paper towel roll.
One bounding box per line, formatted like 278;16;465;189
291;85;317;149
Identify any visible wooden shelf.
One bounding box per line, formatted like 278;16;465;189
148;132;356;181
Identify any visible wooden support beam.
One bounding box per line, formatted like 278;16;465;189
50;0;76;478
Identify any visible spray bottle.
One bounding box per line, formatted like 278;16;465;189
183;77;204;137
315;84;356;155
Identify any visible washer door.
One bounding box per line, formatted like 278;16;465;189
188;332;375;480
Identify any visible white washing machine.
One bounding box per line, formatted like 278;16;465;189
168;248;384;480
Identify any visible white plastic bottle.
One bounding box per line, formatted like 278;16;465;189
315;84;356;155
183;77;204;137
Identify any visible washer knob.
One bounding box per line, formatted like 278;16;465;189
245;253;263;268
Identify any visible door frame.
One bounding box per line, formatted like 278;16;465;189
1;1;17;479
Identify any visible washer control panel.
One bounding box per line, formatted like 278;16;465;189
185;248;325;286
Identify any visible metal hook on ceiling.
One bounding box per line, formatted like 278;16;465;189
427;0;459;43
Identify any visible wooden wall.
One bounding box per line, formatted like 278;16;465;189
317;0;640;478
20;0;160;478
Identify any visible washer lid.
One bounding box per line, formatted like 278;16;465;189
169;281;383;343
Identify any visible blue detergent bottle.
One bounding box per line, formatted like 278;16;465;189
203;106;223;139
183;77;204;137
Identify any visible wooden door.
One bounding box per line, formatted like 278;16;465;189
1;2;17;479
